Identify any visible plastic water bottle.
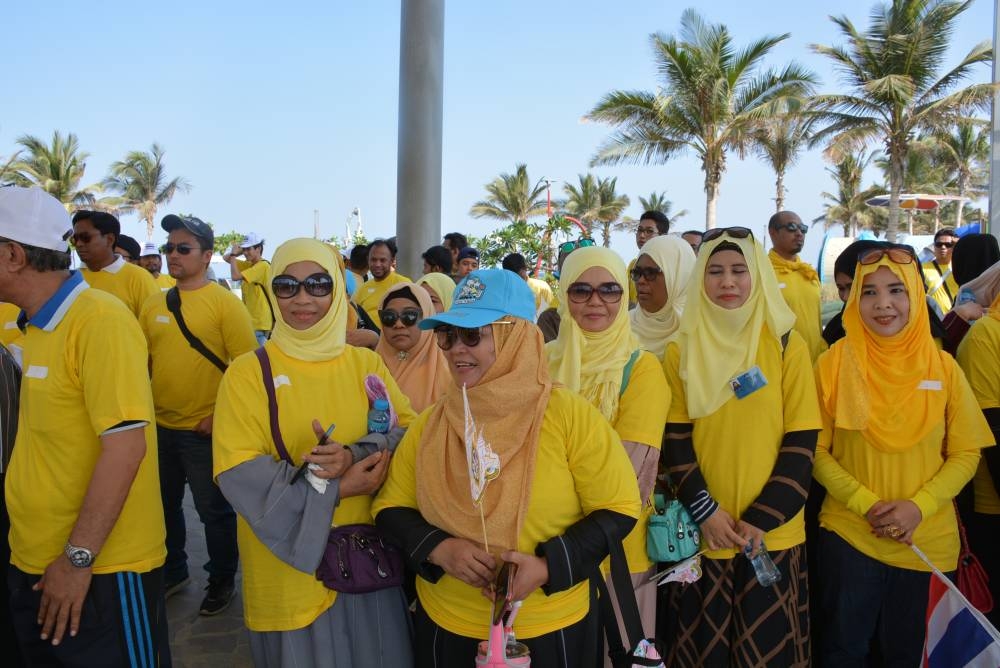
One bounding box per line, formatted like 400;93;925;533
367;399;391;434
745;540;782;587
957;287;976;305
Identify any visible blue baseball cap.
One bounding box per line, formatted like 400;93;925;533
419;269;535;330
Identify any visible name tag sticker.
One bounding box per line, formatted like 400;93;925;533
778;283;787;289
25;365;48;379
273;375;292;389
731;365;768;399
155;315;170;324
3;321;17;330
918;380;942;391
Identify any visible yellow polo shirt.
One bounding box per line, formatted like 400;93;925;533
6;277;165;574
923;260;959;314
353;272;411;325
956;316;1000;515
527;277;554;316
139;282;258;429
769;252;826;362
236;259;274;332
81;256;159;319
213;343;417;632
154;273;176;291
0;301;21;346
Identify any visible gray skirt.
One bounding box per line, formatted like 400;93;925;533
248;586;414;668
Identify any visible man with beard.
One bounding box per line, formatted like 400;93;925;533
353;239;410;324
768;210;825;361
139;241;176;290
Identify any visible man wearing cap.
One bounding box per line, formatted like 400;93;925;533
140;215;257;616
768;210;825;361
139;241;176;291
223;232;274;345
456;247;480;280
72;210;159;319
0;187;168;664
353;238;411;325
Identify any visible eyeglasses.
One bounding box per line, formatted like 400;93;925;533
934;241;956;249
434;320;512;350
636;226;658;237
379;308;422;328
271;273;335;299
629;266;663;282
566;282;624;304
701;226;755;244
161;243;206;256
558;238;597;255
71;232;102;246
858;247;915;266
771;222;808;234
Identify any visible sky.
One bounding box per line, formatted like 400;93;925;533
3;0;995;271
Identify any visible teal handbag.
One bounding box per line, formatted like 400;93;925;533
647;492;700;563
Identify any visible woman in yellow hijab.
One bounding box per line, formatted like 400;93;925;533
629;234;697;360
416;272;455;313
813;243;992;666
661;228;822;667
546;246;668;649
374;269;641;666
213;238;418;667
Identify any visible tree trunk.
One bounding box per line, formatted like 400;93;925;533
601;221;612;247
886;149;904;242
775;170;785;212
705;175;719;230
956;172;967;228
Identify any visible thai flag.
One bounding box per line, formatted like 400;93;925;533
918;546;1000;667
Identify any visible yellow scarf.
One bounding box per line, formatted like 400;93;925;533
679;234;795;419
374;282;451;413
416;272;456;311
267;239;347;362
818;256;946;452
415;318;551;556
629;235;697;360
547;246;639;422
768;248;820;283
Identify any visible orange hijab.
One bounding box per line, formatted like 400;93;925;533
374;283;450;413
415;318;551;556
817;255;946;452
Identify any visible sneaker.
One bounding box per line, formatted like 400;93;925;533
199;580;236;616
163;575;191;599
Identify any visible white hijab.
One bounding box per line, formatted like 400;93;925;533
629;235;697;360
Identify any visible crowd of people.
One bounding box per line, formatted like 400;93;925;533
0;184;997;667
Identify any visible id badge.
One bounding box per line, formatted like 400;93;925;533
730;365;767;399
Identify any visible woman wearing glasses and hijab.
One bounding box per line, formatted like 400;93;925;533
662;227;821;667
374;269;641;667
629;234;697;361
546;246;669;656
213;239;417;667
814;243;992;665
375;282;450;413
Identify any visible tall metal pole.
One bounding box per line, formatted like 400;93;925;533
396;0;445;278
990;0;1000;237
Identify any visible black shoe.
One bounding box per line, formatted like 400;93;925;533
163;575;191;599
199;580;236;616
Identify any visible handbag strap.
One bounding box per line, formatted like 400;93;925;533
254;347;293;464
166;287;228;373
954;499;972;559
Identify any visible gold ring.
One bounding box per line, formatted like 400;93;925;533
885;525;903;538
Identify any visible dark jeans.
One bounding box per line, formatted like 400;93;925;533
157;426;237;585
817;529;938;668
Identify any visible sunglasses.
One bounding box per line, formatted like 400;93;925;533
71;232;102;245
934;241;956;249
702;226;755;244
858;247;915;265
629;266;663;282
566;282;624;304
161;242;206;256
558;238;597;254
434;320;513;350
271;273;335;299
379;308;422;328
771;222;808;234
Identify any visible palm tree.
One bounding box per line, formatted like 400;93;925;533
751;100;814;211
563;175;631;246
469;163;549;224
931;119;989;227
8;131;101;206
101;143;191;240
810;0;993;241
586;9;816;229
820;152;881;236
616;192;689;233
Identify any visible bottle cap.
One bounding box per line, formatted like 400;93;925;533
373;398;390;411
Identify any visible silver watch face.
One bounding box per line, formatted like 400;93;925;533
67;547;93;568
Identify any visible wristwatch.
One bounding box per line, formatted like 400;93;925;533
64;542;96;568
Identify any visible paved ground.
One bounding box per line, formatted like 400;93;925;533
166;490;252;667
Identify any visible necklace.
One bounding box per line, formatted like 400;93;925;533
397;350;408;361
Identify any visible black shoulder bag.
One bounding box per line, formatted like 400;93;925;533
165;287;228;374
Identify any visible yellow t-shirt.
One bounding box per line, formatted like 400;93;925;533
814;353;991;571
664;330;822;559
213;343;417;632
527;277;554;316
372;388;641;640
0;301;21;346
923;261;959;314
81;259;160;319
236;259;274;332
353;272;412;325
154;273;176;290
956;316;1000;514
6;287;165;575
627;257;638;307
139;282;258;429
613;351;669;573
771;258;826;362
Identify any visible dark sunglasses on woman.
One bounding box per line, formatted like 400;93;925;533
558;238;597;255
434;321;513;350
629;266;663;282
379;308;422;328
271;273;335;299
858;247;915;266
566;282;624;304
701;226;755;245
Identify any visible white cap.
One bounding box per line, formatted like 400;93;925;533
0;186;72;251
140;241;160;257
239;232;264;248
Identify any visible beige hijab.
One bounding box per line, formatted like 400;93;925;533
629;235;697;360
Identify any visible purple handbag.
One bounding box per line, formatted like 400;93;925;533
255;348;404;594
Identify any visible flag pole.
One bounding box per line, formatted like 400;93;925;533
911;543;1000;643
